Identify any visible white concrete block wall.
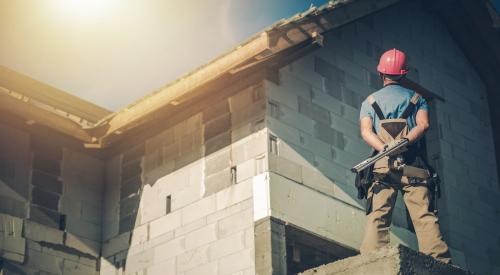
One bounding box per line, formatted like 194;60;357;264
100;171;256;275
263;1;500;274
100;84;266;274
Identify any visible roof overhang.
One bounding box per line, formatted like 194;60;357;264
0;66;111;126
0;88;94;143
84;0;401;148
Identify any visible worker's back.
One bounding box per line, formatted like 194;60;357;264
359;84;428;134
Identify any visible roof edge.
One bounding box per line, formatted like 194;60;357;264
86;0;401;148
0;65;112;124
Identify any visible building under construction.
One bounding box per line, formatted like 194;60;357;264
1;0;500;274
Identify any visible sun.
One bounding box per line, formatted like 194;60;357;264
53;0;114;22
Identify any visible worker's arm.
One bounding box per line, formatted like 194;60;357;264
405;109;430;144
360;117;385;152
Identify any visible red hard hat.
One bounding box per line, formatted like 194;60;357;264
377;48;408;75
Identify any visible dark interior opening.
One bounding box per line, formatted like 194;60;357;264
285;224;358;274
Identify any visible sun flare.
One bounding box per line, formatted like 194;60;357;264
53;0;114;22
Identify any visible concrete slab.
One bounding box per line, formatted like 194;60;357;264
299;245;472;275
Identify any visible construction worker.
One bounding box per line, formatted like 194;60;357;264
358;48;451;263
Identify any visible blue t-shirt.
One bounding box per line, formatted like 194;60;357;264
359;84;428;134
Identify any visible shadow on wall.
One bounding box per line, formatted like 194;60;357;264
97;43;453;274
262;51;449;270
99;82;267;273
0;121;104;274
98;65;446;274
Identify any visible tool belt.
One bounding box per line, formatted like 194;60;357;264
373;154;430;181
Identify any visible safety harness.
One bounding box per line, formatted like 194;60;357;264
368;93;431;181
356;92;441;217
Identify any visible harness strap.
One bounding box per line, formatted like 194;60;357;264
367;95;385;120
400;93;421;119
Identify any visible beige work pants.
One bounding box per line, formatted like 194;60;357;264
360;178;451;263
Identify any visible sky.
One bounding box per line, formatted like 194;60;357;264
0;0;328;111
494;0;500;13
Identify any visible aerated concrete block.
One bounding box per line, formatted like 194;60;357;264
147;257;176;274
266;80;299;111
236;158;256;183
231;99;265;129
266;116;302;146
66;216;101;242
177;244;211;273
230;130;268;165
217;247;255;275
102;232;130;257
139;184;166;224
149;211;181;239
0;236;25;263
25;248;64;274
205;131;231;156
156;167;190;197
268;154;302;183
275;104;315;135
24;220;63;244
314;56;344;83
298;96;331;125
174;217;207;238
184;223;217;250
203;100;230;123
63;259;98;275
130;224;149;246
279;70;314;101
185;261;218;275
0;213;23;237
207;230;246;261
217;208;253;239
311;86;344;116
286;54;324;91
205;147;231;176
204;168;231;197
314;122;345;150
209;198;253;225
181;195;217;225
204;113;232;141
31;170;62;194
214;178;253;212
29;205;61;229
153;236;186;264
65;233;100;257
301;165;335;197
31;187;59;211
124;249;154;274
298;133;334;162
228;85;264;113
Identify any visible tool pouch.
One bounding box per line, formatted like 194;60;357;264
355;150;376;199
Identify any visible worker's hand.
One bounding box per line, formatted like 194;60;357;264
383;139;408;156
